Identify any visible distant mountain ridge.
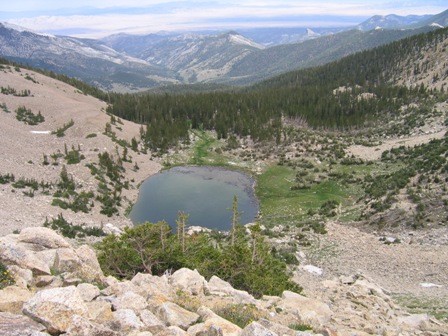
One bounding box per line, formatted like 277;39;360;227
356;14;433;31
0;22;178;91
0;9;446;91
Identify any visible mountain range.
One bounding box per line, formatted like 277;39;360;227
0;9;447;91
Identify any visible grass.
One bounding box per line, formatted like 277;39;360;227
393;294;448;323
256;165;352;228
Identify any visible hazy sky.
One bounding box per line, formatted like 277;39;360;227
1;1;446;38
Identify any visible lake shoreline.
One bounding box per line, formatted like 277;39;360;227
130;165;259;231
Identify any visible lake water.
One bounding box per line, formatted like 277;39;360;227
130;166;259;231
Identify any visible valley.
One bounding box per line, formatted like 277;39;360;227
1;9;447;91
0;20;448;335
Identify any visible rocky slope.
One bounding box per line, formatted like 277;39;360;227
0;226;447;335
0;64;160;236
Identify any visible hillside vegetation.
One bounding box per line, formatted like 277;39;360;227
1;26;448;325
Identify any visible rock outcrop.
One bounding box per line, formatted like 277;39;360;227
0;227;447;335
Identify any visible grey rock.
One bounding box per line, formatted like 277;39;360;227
153;302;199;330
75;245;105;283
113;309;144;331
34;275;58;288
18;227;71;249
139;309;165;329
53;248;80;273
0;286;33;314
0;236;51;275
112;291;148;312
85;300;114;321
23;286;89;334
196;307;241;336
169;268;206;296
65;314;119;336
258;318;300;336
206;275;256;304
240;321;279;336
0;312;48;336
77;283;100;302
280;291;332;328
154;326;188;335
131;273;173;299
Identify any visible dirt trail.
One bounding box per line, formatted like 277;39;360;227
348;130;446;161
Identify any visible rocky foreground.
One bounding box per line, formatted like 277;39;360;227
0;227;446;336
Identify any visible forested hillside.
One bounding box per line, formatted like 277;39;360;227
105;28;448;153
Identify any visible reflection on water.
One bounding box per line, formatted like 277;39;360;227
130;166;259;231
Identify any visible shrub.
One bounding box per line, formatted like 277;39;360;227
289;323;313;331
43;214;105;239
15;106;44;125
214;303;265;328
52;119;74;137
0;173;15;184
96;221;302;298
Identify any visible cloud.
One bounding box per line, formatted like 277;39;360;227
2;1;446;38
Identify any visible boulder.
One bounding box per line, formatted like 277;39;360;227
77;283;100;302
0;286;33;314
152;302;199;330
23;286;89;334
197;307;242;336
257;318;300;336
279;291;332;328
112;309;144;331
65;315;118;336
0;312;48;336
0;236;51;275
53;248;80;273
62;274;83;287
240;321;279;336
34;275;59;288
101;280;140;297
75;245;105;282
112;291;148;312
353;278;390;300
206;275;256;304
103;275;120;287
139;309;165;331
398;314;431;330
155;326;188;335
18;227;71;249
131;273;173;301
187;323;224;336
169;268;206;296
34;250;57;270
85;301;114;321
206;275;234;296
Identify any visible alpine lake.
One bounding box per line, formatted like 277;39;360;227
130;166;259;231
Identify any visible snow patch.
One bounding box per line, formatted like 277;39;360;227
430;23;444;28
2;22;55;38
30;131;51;134
420;283;443;288
229;34;263;49
302;265;323;276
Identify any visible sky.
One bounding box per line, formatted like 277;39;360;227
0;1;446;38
